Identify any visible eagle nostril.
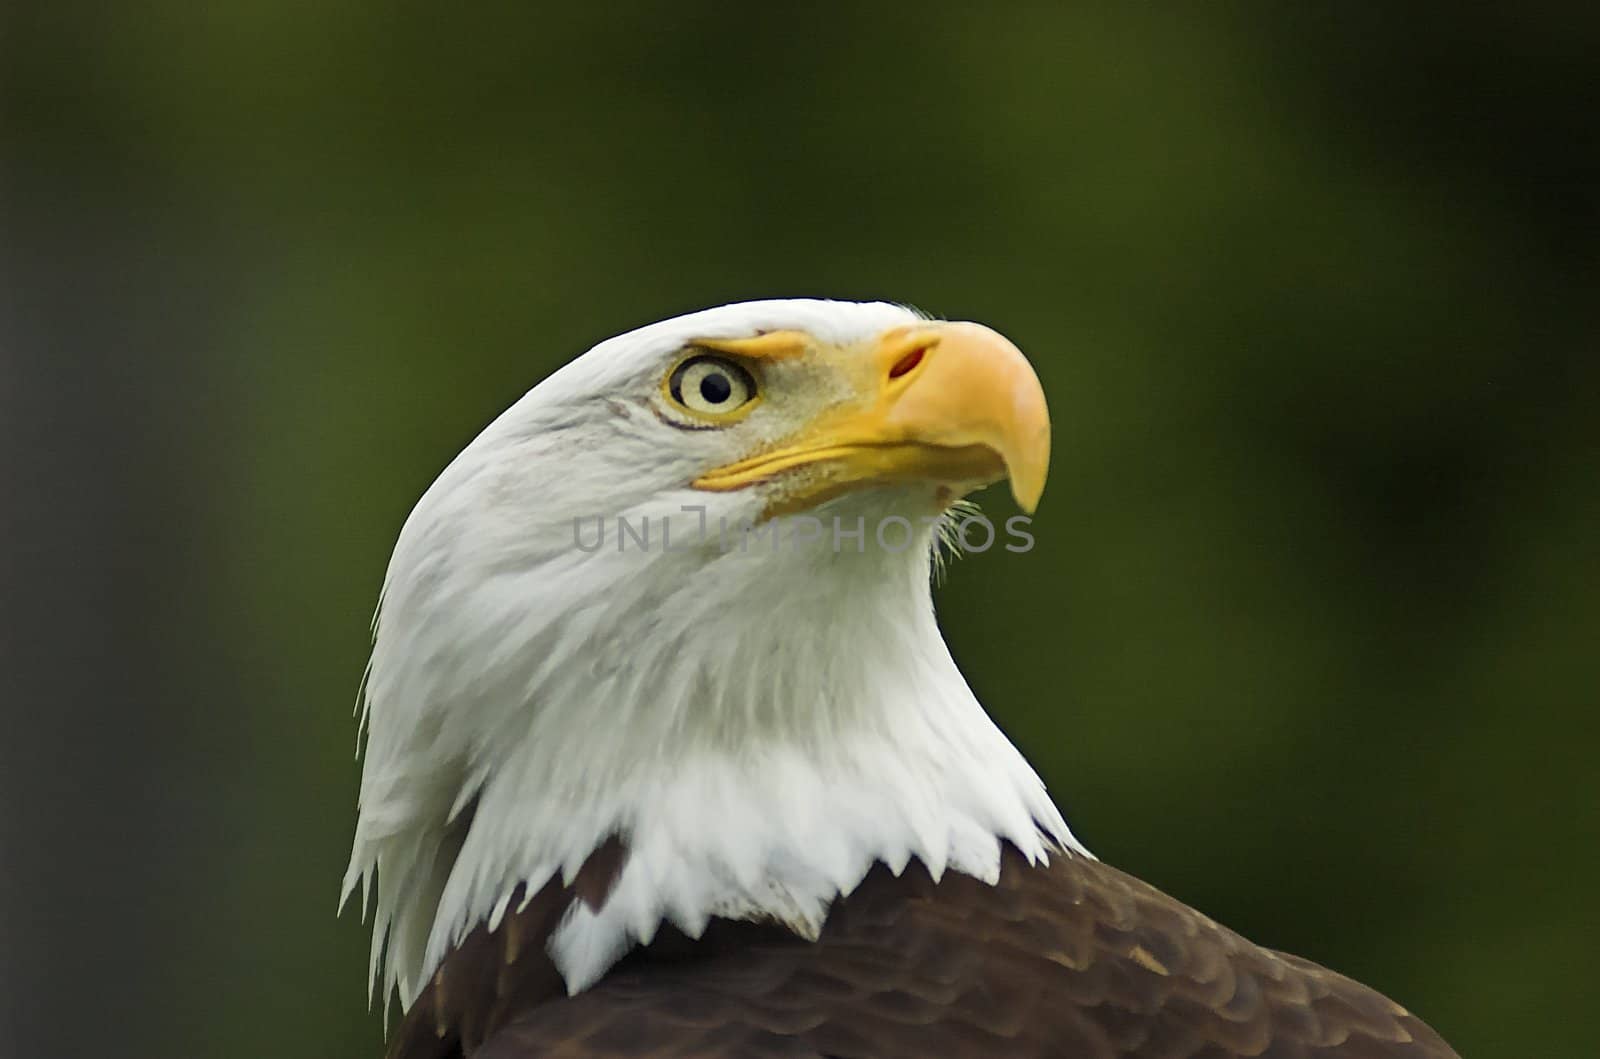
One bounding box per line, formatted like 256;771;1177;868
888;347;926;380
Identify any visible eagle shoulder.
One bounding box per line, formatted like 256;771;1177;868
392;843;1458;1059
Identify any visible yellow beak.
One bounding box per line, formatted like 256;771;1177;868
692;321;1050;514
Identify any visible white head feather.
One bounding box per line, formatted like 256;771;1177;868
342;298;1085;1010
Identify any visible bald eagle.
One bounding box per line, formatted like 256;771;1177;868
344;300;1458;1058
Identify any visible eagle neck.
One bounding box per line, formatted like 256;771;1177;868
420;537;1083;998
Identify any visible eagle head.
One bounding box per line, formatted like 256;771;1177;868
344;299;1079;1009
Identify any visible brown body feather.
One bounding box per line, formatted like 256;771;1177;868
391;843;1457;1059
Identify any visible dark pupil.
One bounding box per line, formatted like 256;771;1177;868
699;371;733;404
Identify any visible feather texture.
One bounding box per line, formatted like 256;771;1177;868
391;844;1458;1058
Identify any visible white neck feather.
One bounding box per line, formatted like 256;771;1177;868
346;498;1084;1008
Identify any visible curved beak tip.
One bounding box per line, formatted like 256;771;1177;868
1010;463;1046;514
901;320;1051;515
967;325;1051;515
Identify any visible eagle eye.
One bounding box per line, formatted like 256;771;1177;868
666;354;759;421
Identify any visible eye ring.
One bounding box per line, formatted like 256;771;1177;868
664;353;760;422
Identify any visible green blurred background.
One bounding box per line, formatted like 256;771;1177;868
4;5;1596;1057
